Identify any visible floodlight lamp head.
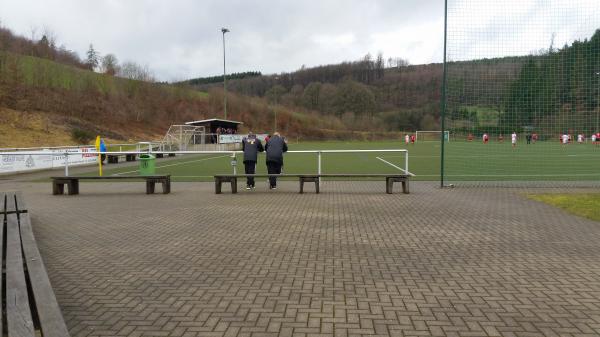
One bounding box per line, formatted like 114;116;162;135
221;28;230;34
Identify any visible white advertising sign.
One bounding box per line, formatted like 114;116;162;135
219;134;268;144
0;147;98;174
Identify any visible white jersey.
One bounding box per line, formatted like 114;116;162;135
405;135;409;144
592;134;597;142
562;134;569;144
511;133;517;143
577;134;583;143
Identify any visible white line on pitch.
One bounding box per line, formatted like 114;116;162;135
376;157;415;176
112;155;228;175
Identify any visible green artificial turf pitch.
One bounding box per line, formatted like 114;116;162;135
87;140;599;182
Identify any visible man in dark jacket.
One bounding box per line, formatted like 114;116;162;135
241;132;264;190
265;132;288;189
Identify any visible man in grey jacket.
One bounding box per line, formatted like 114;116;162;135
265;132;288;189
241;132;264;190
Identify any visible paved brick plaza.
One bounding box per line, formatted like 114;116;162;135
6;180;600;337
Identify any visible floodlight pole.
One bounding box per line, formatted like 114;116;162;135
596;72;600;132
440;0;448;188
222;27;230;120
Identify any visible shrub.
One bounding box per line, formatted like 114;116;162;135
71;128;95;144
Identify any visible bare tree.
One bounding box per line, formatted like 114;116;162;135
29;25;38;56
376;52;385;79
118;61;155;82
101;54;119;75
394;57;410;68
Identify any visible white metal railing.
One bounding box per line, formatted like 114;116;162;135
0;141;164;152
0;149;410;177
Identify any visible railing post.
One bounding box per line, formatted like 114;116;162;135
64;152;69;176
405;150;409;174
317;151;322;175
231;152;237;175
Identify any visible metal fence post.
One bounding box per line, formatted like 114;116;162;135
64;152;69;176
405;151;409;174
317;151;322;175
232;152;237;175
440;0;448;188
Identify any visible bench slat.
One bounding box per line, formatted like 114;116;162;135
52;175;169;180
4;191;19;213
6;195;35;337
214;174;408;177
19;213;71;337
15;191;27;211
0;192;5;336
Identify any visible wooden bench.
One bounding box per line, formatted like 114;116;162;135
214;174;409;194
214;174;320;194
108;154;119;164
1;192;71;337
51;175;171;195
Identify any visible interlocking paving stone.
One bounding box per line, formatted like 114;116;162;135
4;180;600;337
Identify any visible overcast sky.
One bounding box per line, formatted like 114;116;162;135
0;0;598;81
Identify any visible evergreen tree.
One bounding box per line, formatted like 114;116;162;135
85;44;99;71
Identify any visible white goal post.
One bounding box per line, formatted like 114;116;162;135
415;131;450;142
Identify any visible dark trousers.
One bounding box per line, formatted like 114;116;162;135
244;160;256;187
266;161;282;187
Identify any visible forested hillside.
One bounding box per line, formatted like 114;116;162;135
446;29;600;136
502;29;600;133
187;54;524;132
188;29;599;136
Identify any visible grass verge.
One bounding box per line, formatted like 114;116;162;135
528;194;600;222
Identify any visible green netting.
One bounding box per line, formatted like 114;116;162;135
442;0;600;186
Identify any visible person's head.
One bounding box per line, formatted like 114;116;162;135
273;132;281;137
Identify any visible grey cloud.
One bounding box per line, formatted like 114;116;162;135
0;0;444;80
3;0;592;82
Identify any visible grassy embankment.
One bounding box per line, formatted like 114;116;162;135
0;51;371;148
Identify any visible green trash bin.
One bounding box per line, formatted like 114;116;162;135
139;154;156;176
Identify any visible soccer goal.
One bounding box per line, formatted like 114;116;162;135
416;131;450;142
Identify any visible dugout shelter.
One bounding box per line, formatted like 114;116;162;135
185;118;243;144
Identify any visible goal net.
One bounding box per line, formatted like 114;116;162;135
441;0;600;186
416;131;450;142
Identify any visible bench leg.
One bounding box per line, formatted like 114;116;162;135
162;179;170;194
299;178;304;194
146;181;155;194
386;178;393;194
402;180;409;194
215;179;222;194
315;179;319;194
231;178;237;194
53;182;64;195
68;180;79;195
